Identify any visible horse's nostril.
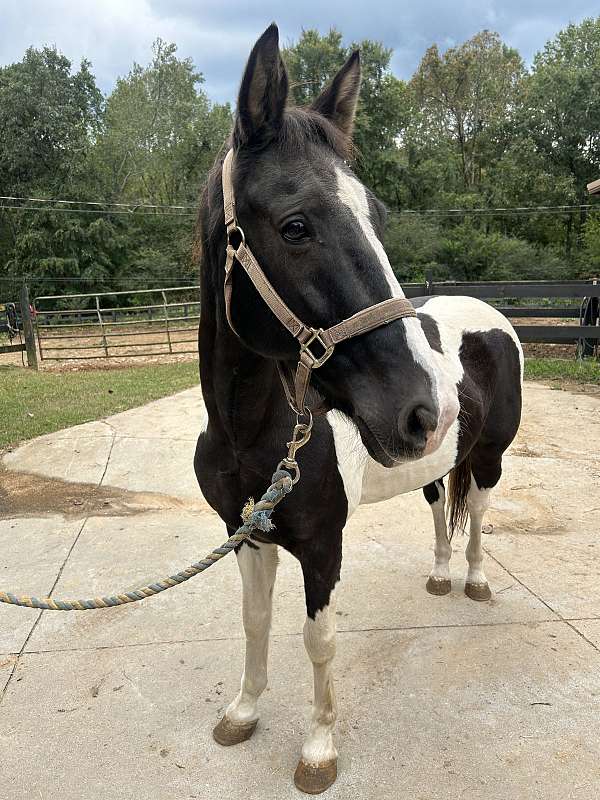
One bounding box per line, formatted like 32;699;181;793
401;403;438;448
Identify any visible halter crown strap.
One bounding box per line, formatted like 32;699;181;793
221;148;417;414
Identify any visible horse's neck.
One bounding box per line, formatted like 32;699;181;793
199;310;279;448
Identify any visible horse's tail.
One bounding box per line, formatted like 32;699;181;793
447;454;472;540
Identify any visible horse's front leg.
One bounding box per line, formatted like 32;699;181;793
294;539;342;794
213;537;278;745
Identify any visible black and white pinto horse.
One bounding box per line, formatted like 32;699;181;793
195;24;522;794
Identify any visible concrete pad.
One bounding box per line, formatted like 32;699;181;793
0;517;83;653
25;510;248;652
2;622;600;800
338;493;555;630
483;453;600;619
3;432;114;485
1;381;600;800
0;655;17;692
100;387;204;441
516;382;600;464
25;489;554;656
2;389;203;491
102;436;201;499
567;620;600;650
6;420;114;443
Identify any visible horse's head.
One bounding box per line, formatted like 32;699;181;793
207;24;458;466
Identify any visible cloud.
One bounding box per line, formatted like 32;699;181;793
1;0;598;103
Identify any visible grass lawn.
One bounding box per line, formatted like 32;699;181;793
524;357;600;386
0;361;199;450
0;356;597;451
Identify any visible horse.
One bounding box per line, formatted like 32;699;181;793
194;24;523;794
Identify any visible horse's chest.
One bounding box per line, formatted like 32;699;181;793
360;422;459;504
327;411;459;517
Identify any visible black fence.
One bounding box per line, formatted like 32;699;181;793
403;279;600;347
0;286;37;368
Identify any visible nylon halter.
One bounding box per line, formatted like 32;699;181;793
221;148;417;419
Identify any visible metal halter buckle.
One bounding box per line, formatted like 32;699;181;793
277;410;313;484
300;328;334;368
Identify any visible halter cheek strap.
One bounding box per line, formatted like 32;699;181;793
221;148;417;416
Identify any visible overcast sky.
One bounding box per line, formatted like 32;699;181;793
1;1;598;103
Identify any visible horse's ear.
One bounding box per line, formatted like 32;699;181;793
235;23;288;147
311;50;361;137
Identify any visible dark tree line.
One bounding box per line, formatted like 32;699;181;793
1;18;600;302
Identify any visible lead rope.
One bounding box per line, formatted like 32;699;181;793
0;416;314;611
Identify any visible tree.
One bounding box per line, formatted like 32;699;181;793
410;31;524;192
283;29;409;205
94;39;231;206
0;47;113;298
522;17;600;252
0;46;102;196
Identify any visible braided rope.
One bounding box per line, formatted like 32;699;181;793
0;469;293;612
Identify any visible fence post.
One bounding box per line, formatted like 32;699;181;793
20;285;39;370
425;270;434;295
95;295;109;357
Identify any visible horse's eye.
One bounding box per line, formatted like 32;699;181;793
281;219;309;242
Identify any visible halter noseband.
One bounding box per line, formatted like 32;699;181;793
221;148;417;418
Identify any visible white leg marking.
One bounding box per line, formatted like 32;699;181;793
226;541;278;725
428;482;452;582
301;586;338;765
465;477;491;587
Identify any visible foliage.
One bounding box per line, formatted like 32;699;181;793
410;31;524;191
283;30;409;204
94;39;231;206
1;20;600;301
580;211;600;275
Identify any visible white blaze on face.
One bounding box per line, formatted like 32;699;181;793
334;166;459;451
335;166;405;300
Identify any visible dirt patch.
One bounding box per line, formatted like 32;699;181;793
0;466;212;520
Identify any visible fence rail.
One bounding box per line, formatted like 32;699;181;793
403;278;600;347
2;279;598;368
33;286;200;363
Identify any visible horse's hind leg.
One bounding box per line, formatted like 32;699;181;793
464;448;502;602
213;538;278;745
424;479;452;596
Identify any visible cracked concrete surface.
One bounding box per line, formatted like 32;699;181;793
1;382;599;799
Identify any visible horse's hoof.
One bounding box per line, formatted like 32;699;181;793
294;758;338;794
426;576;451;596
212;716;257;746
465;582;491;602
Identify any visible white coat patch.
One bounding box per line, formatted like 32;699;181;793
328;295;523;516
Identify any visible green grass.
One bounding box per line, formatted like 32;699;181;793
524;357;600;385
0;361;199;450
1;356;596;451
